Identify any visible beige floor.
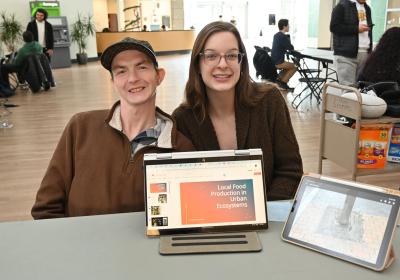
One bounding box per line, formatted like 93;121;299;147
0;54;398;222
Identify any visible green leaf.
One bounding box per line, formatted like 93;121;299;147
70;13;96;54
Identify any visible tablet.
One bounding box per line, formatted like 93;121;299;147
282;174;400;271
144;149;268;236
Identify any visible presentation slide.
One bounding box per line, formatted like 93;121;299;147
145;159;266;230
180;179;256;224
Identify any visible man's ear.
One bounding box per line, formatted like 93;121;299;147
157;68;166;85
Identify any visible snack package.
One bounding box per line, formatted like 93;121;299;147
358;124;392;168
387;124;400;163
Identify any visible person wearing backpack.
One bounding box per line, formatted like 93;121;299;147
0;31;42;88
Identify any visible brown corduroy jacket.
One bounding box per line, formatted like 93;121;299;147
32;102;194;219
172;88;303;201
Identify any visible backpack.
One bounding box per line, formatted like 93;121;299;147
253;46;278;82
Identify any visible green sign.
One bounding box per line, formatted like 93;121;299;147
30;1;61;17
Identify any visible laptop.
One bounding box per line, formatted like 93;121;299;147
143;149;268;254
282;174;400;271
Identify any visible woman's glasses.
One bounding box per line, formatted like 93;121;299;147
199;51;245;66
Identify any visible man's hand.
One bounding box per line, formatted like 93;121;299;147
46;49;54;56
358;23;370;33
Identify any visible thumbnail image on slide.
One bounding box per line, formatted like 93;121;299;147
180;179;256;225
150;183;167;193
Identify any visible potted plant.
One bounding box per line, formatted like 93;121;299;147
70;14;96;65
0;11;22;54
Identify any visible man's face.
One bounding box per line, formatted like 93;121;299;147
283;25;289;32
111;50;165;108
35;12;45;22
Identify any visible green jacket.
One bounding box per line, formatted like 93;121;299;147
13;41;43;66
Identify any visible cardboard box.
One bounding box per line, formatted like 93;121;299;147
387;124;400;163
358;124;392;169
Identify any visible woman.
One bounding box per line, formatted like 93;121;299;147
358;27;400;84
172;21;303;200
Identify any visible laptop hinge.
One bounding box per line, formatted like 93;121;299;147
234;149;251;156
156;153;172;159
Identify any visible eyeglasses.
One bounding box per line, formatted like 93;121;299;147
199;51;245;66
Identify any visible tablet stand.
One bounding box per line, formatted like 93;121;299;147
159;231;262;255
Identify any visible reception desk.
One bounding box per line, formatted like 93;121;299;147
96;30;196;54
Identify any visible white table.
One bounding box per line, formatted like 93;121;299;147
0;201;398;280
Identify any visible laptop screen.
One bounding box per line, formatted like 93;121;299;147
144;149;268;235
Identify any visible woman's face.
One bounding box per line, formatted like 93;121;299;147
199;31;242;97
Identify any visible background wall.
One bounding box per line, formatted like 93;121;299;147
107;0;117;13
0;0;97;59
93;0;109;31
317;0;333;48
370;0;388;42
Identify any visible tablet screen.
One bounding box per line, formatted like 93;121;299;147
144;153;268;235
282;176;400;270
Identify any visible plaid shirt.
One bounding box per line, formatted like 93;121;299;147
108;105;166;156
130;117;165;155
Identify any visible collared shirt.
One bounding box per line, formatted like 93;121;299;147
108;104;167;157
36;20;45;47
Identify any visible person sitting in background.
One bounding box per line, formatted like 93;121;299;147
358;27;400;84
142;25;147;32
161;25;167;31
31;38;194;219
271;19;296;91
172;21;303;201
0;31;42;88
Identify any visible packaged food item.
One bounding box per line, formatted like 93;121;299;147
387;124;400;163
358;124;392;168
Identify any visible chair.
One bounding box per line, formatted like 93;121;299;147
253;46;278;82
289;51;326;109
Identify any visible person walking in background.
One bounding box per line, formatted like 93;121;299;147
330;0;373;87
26;8;54;62
271;19;296;91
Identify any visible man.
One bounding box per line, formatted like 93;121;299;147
26;8;54;62
31;38;194;219
271;19;296;91
330;0;373;86
0;31;42;87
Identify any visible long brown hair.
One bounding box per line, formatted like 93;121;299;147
183;21;273;121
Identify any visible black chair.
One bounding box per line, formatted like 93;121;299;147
253;46;278;82
289;51;326;109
